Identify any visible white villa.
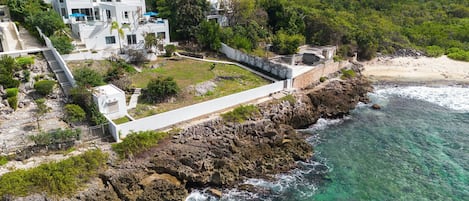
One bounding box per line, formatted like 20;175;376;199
51;0;170;52
207;0;231;26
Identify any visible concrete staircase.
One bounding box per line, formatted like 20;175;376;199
42;50;73;96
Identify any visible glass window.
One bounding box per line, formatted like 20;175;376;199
105;36;116;44
127;34;137;45
124;11;128;19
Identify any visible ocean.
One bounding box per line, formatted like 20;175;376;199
186;85;469;201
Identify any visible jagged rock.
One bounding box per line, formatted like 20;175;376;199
209;188;222;198
18;102;24;108
371;104;381;110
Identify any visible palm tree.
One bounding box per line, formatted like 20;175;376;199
143;32;159;53
110;21;129;54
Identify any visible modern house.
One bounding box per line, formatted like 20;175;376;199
207;0;230;26
51;0;170;52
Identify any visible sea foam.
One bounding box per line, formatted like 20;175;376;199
374;86;469;112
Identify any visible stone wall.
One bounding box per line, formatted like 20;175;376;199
220;43;293;79
292;60;349;89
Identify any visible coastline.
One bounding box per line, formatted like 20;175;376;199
362;55;469;85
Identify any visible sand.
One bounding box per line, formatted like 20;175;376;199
362;56;469;84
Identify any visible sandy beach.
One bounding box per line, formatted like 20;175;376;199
362;56;469;84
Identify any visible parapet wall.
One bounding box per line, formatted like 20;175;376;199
220;43;293;79
293;60;350;89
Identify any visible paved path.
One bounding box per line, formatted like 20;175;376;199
175;52;279;82
127;88;141;109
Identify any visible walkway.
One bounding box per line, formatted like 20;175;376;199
43;50;73;96
127;88;141;109
175;52;279;82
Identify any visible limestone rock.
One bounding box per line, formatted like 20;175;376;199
371;104;381;110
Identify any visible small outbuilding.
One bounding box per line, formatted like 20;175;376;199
93;84;127;119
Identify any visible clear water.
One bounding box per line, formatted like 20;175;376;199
186;86;469;201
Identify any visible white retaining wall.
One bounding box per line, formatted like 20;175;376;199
36;27;76;87
220;43;293;79
114;81;286;140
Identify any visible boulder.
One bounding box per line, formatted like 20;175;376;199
371;104;381;110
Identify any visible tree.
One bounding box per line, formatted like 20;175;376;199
34;80;56;96
26;10;65;37
64;104;86;124
143;76;180;103
73;68;104;87
143;33;159;53
272;30;305;55
156;0;209;40
110;21;129;54
34;98;51;131
196;21;222;51
164;44;176;57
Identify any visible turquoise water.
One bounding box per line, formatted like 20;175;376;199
186;86;469;201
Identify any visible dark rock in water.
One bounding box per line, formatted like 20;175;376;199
371;104;381;110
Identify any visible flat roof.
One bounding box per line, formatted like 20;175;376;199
93;84;124;97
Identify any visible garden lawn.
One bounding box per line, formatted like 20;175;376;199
129;58;270;118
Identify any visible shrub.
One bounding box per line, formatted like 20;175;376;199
34;80;56;96
112;131;167;159
341;69;356;80
0;156;9;166
272;30;305;55
73;68;104;87
319;77;327;82
164;44;176;57
280;94;296;105
221;105;259;123
425;45;445;57
15;56;34;68
446;48;469;61
7;96;18;110
89;104;107;126
22;70;30;82
0;149;107;197
143;76;180;103
5;88;18;98
0;75;20;88
64;104;86;123
29;128;80;146
50;35;74;54
196;20;222;51
231;35;252;52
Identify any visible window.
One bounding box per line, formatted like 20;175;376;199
105;36;116;44
60;0;64;3
157;32;166;40
0;10;5;17
61;8;67;18
123;11;128;19
106;10;111;19
127;34;137;45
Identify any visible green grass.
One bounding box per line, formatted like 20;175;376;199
112;116;131;124
221;105;260;123
0;149;107;197
341;69;357;80
0;156;9;166
67;60;114;75
112;131;167;159
280;94;296;105
129;58;269;118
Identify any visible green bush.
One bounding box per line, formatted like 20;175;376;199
112;131;167;159
143;76;180;103
319;77;327;82
0;149;107;197
164;44;177;57
89;104;108;126
231;35;252;52
272;30;305;55
34;80;56;96
341;69;357;80
73;68;104;87
5;88;18;98
0;155;9;166
425;45;445;57
446;48;469;61
22;70;30;82
7;96;18;110
15;56;34;68
64;104;86;123
221;105;259;123
50;35;74;54
196;21;222;51
280;94;296;105
29;128;80;146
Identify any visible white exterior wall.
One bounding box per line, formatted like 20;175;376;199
114;81;285;139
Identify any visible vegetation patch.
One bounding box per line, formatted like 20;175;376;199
112;131;168;159
341;69;356;80
29;128;81;146
0;156;9;166
34;80;56;96
280;94;296;105
113;116;131;125
0;149;108;197
5;88;18;98
222;105;260;123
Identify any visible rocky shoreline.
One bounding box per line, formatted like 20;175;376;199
13;72;372;201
